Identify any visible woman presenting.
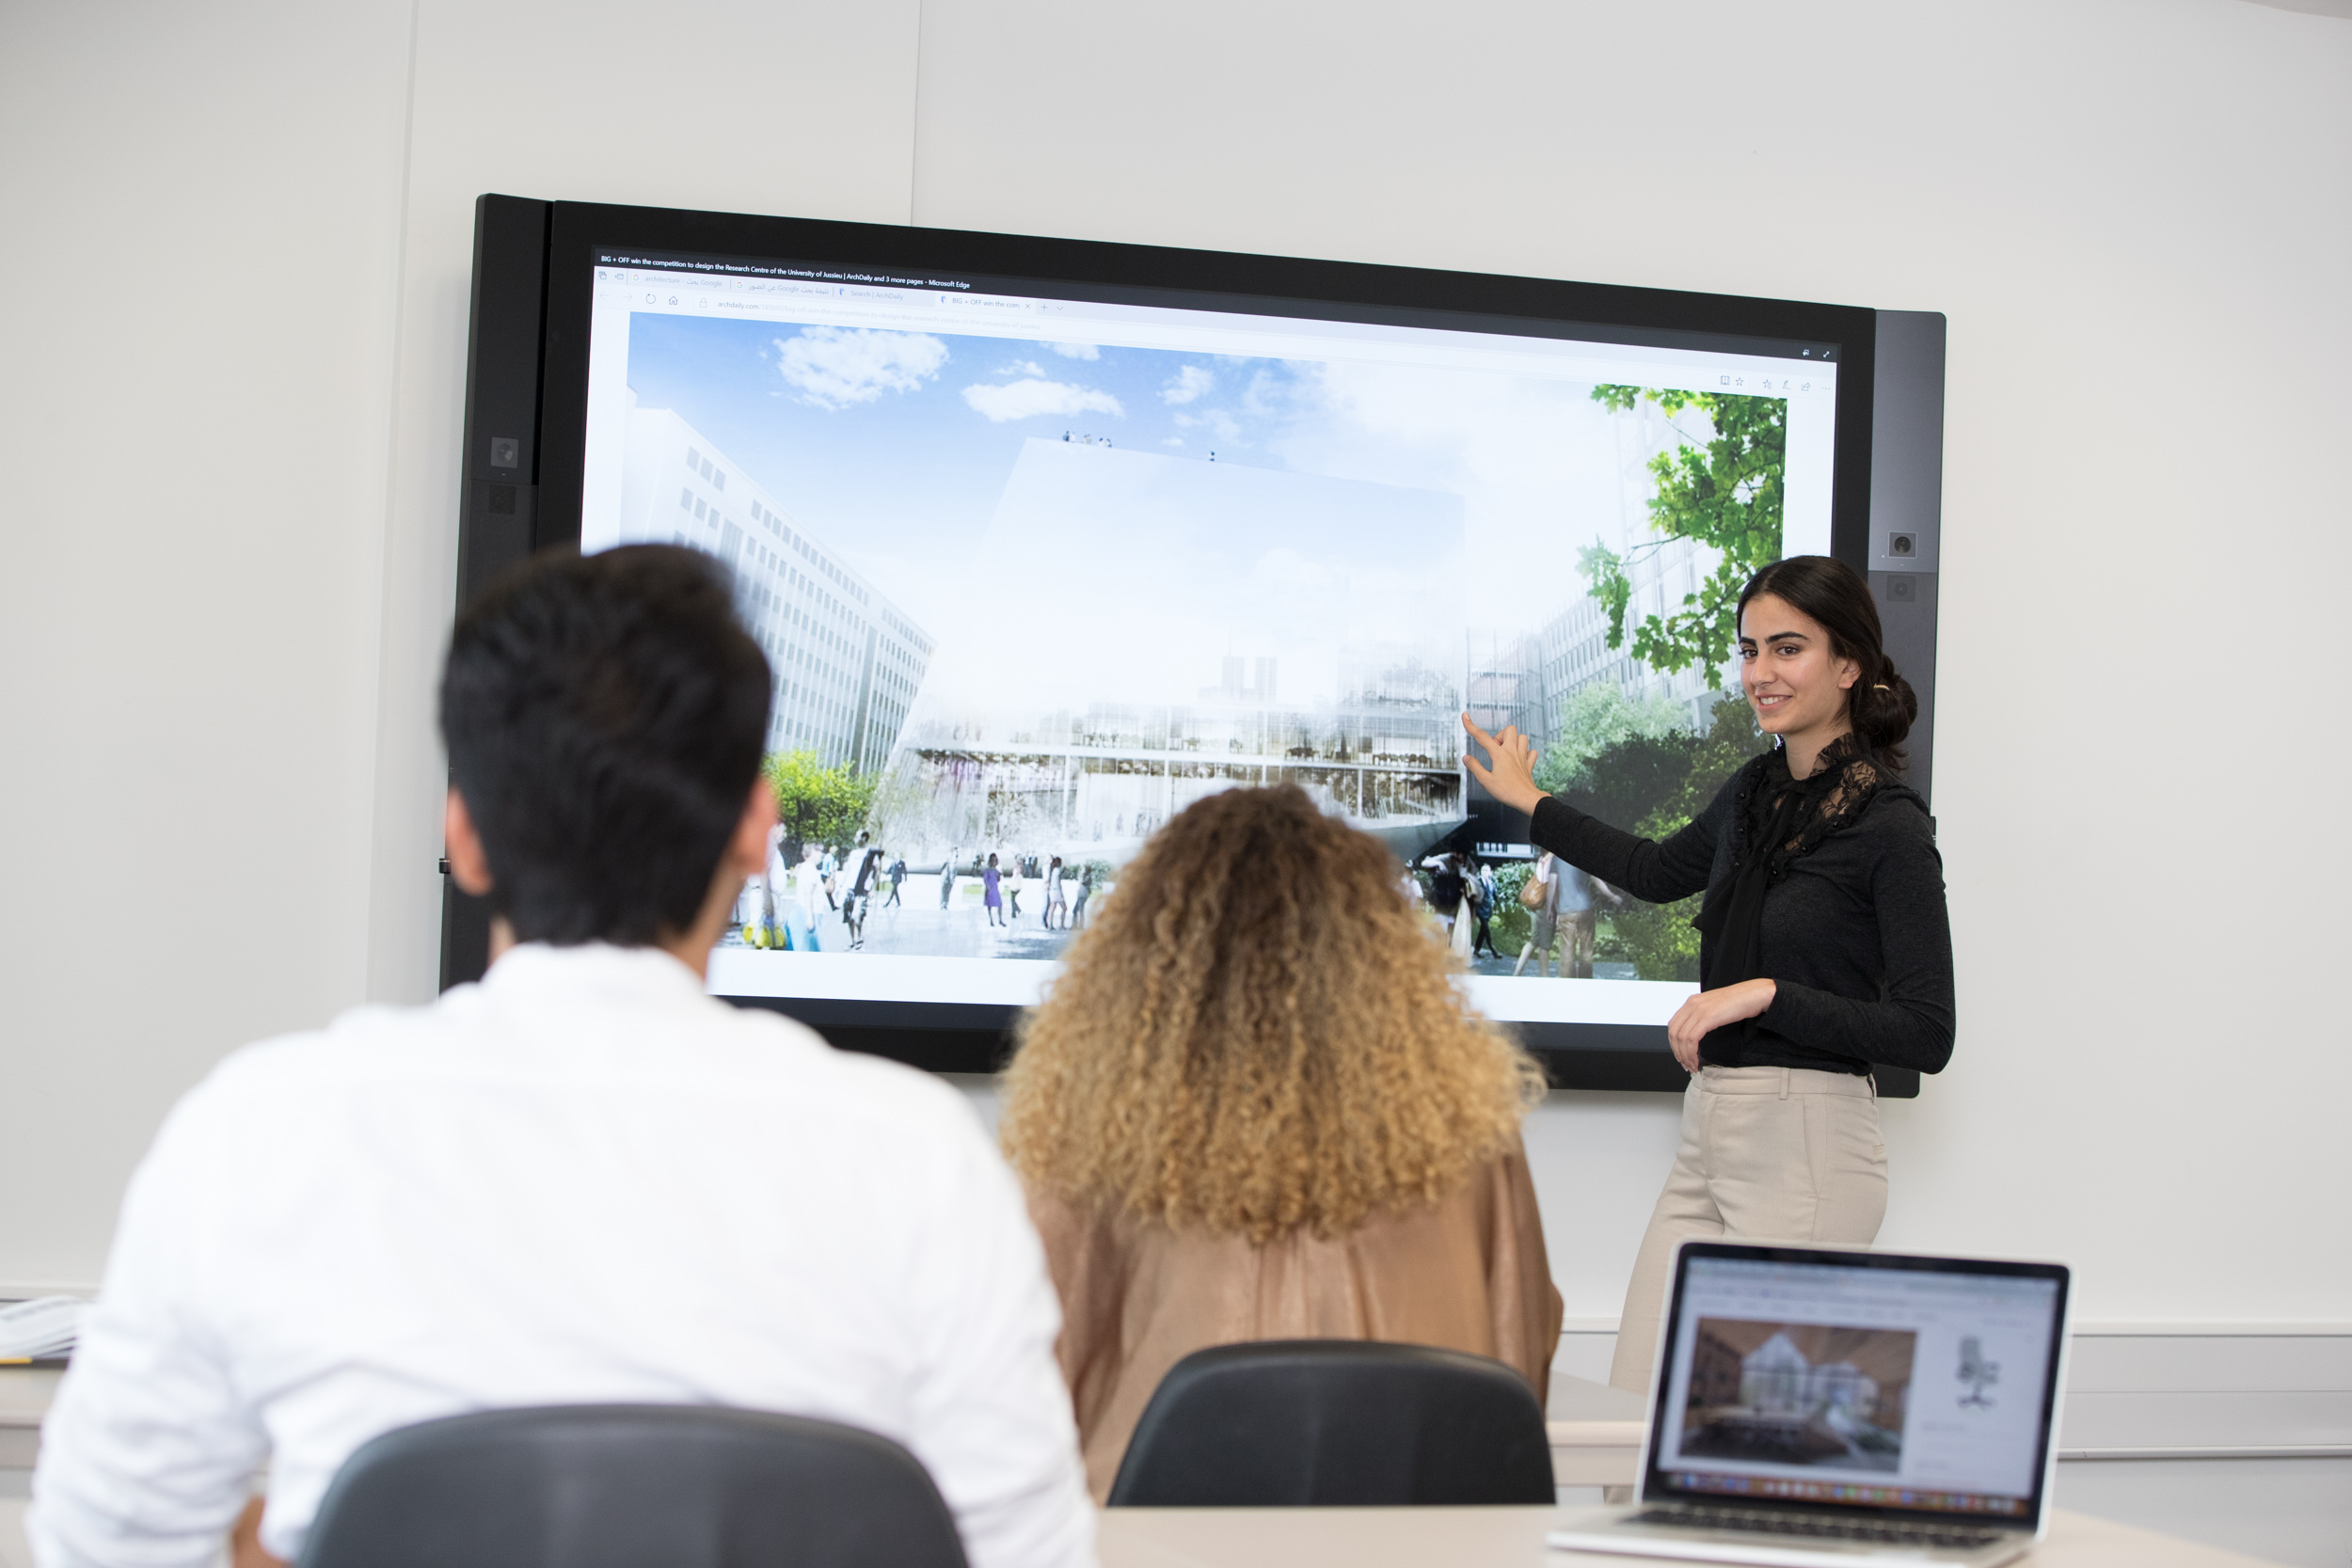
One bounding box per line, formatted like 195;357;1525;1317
1463;555;1954;1396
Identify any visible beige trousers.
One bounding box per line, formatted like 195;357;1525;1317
1608;1064;1887;1395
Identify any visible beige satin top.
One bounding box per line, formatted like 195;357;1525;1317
1025;1134;1563;1501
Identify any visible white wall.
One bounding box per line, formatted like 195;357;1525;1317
3;0;2346;1545
0;0;415;1290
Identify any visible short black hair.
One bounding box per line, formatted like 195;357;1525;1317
439;545;771;945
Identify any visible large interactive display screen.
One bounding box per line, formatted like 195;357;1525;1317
451;198;1945;1087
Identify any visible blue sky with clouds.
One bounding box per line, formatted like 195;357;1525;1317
628;317;1305;591
625;310;1653;636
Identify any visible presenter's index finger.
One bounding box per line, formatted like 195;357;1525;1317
1459;710;1496;746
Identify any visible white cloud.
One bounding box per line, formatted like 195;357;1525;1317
1000;358;1047;377
961;378;1125;422
1162;436;1185;447
1044;341;1101;359
1161;364;1214;405
1240;367;1284;416
1174;407;1243;443
772;327;948;408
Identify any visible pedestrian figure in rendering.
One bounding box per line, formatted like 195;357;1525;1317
1553;860;1620;978
1517;853;1617;979
844;831;881;949
1071;864;1094;929
1043;856;1068;929
760;823;791;949
1007;856;1025;924
984;852;1007;927
940;847;958;910
1464;554;1953;1398
885;853;907;908
1466;855;1499;959
1428;852;1466;941
1514;851;1563;977
1430;850;1481;961
787;842;825;953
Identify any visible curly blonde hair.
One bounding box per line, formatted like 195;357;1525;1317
998;785;1547;1243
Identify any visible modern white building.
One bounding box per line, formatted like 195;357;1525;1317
875;650;1466;870
611;401;932;773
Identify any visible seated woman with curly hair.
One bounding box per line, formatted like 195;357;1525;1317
997;784;1563;1500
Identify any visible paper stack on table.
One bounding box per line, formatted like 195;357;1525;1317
0;1296;84;1361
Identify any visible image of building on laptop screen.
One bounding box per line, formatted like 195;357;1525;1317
1677;1321;1916;1472
1656;1259;2061;1516
578;260;1836;1020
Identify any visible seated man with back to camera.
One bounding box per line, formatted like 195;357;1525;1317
29;546;1095;1568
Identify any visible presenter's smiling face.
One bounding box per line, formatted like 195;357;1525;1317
1738;593;1858;740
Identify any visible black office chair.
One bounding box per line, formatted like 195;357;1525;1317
1105;1339;1555;1507
296;1404;968;1568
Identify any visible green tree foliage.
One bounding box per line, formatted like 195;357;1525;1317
1581;387;1786;688
1554;693;1764;982
1534;684;1692;798
764;749;877;858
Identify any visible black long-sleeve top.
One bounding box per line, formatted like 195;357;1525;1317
1528;769;1956;1074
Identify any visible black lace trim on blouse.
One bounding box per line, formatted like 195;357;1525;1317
1727;731;1888;883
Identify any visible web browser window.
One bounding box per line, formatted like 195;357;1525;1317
1654;1258;2062;1516
578;252;1841;1027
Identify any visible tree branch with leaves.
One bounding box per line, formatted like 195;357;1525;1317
1581;386;1786;688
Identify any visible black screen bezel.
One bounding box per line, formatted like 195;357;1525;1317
1643;1242;2072;1529
525;198;1889;1087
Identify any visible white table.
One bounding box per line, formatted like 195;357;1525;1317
1098;1505;2293;1567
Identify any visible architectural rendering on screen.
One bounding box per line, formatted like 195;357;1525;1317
578;260;1838;1022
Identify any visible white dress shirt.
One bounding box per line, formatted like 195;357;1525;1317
30;943;1094;1568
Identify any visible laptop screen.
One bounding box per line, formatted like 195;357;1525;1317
1645;1244;2070;1525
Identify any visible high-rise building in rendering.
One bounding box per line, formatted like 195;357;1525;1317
611;401;931;774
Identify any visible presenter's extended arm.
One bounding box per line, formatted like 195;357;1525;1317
1460;713;1717;904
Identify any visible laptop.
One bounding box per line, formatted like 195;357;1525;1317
1549;1240;2072;1568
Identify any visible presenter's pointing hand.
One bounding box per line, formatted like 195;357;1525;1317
1461;713;1544;816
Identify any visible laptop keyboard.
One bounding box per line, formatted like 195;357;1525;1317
1629;1507;2008;1552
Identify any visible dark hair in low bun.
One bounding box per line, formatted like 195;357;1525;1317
1736;555;1916;767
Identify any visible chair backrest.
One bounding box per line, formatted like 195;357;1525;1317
1105;1339;1555;1507
296;1404;968;1568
